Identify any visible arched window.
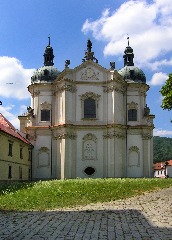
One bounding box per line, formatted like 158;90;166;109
84;98;96;118
81;92;100;120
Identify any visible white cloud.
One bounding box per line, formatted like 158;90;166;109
82;0;172;69
0;56;34;99
0;103;29;130
18;104;28;116
154;128;172;137
149;72;168;86
147;59;172;71
0;105;20;129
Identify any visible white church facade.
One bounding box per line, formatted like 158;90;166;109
19;38;155;179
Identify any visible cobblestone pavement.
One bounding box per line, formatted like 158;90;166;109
0;187;172;240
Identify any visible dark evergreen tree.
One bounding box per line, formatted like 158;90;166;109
153;136;172;163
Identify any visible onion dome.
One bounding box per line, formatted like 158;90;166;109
118;37;146;83
118;66;146;83
31;37;60;83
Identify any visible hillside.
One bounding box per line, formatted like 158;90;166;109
153;136;172;163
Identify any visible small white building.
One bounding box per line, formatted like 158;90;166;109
154;160;172;178
19;38;154;180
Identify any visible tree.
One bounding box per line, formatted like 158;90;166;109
160;73;172;111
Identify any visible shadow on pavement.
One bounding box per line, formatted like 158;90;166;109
0;209;172;239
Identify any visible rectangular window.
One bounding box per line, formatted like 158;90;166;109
8;142;13;156
8;166;12;179
28;149;32;161
84;98;96;118
41;110;50;121
128;109;137;121
20;147;23;159
28;169;31;180
19;166;22;179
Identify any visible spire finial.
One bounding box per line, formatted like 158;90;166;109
44;36;54;66
48;35;51;46
127;36;129;46
123;36;134;67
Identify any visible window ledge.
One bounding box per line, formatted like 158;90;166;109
82;118;98;121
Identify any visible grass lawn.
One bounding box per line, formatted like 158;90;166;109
0;178;172;211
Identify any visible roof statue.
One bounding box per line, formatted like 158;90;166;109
83;39;98;63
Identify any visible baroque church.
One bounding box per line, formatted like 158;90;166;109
19;37;155;180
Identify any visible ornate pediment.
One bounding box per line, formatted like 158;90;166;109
80;92;101;100
40;101;51;110
127;101;138;109
80;67;99;81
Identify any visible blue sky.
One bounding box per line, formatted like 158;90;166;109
0;0;172;137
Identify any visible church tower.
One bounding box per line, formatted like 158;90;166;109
19;37;154;179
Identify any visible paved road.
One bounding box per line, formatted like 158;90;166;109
0;187;172;240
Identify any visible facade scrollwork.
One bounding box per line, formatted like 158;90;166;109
80;67;99;81
103;132;114;139
129;146;139;152
103;85;124;93
83;133;97;142
55;84;77;93
31;90;40;97
103;131;125;139
40;101;51;110
80;92;101;101
142;134;152;140
127;101;138;109
54;132;77;140
39;147;49;153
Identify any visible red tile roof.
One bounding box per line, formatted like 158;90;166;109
0;113;31;145
154;160;172;170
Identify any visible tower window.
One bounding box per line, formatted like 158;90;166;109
128;109;137;121
84;98;96;118
41;110;50;121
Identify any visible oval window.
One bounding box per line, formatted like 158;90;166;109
84;167;95;176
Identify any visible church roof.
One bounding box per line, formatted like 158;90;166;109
118;38;146;83
31;65;60;83
118;65;146;83
0;113;31;145
154;160;172;170
31;37;60;83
